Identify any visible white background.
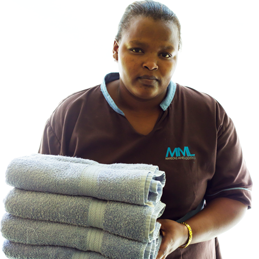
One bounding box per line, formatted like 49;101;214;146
0;0;258;258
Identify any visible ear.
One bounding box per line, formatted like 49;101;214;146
113;40;119;61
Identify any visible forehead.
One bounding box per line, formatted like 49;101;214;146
121;16;179;47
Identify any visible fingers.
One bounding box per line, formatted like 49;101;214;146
156;251;166;259
156;219;183;258
156;251;167;259
156;233;168;259
158;239;168;255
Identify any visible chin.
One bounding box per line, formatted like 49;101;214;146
132;89;158;100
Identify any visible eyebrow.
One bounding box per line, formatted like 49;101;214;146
129;40;175;51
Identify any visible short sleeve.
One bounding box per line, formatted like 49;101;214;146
205;103;252;208
37;88;88;157
38;120;61;155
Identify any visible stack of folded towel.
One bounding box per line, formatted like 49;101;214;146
1;154;166;259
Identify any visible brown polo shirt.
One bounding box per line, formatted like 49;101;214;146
39;73;252;259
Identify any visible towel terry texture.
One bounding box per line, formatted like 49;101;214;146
1;214;162;259
3;240;107;259
6;154;165;206
2;154;166;259
4;188;165;242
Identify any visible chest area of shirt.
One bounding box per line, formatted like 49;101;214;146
122;109;163;135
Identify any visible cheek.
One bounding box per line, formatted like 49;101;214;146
160;63;173;76
160;60;177;78
120;55;139;75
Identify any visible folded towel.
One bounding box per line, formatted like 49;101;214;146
3;240;111;259
1;214;162;259
3;240;107;259
6;154;165;206
4;188;165;242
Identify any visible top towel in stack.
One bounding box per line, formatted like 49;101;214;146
5;154;165;206
2;154;166;259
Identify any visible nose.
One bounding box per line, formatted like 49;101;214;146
143;57;158;71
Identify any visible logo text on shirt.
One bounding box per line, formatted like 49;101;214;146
165;146;196;160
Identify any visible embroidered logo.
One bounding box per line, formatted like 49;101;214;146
165;146;196;160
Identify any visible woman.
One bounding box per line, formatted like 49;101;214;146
39;1;252;258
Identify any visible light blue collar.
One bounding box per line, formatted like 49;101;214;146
100;72;177;116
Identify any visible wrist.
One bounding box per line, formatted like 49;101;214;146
179;222;192;248
179;222;188;247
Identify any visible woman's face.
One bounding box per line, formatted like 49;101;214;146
113;16;179;101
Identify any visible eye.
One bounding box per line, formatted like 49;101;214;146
160;53;172;58
130;48;143;53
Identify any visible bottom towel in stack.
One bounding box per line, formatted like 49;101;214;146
1;214;162;259
3;240;107;259
3;240;109;259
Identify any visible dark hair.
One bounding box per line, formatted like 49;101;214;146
115;0;182;49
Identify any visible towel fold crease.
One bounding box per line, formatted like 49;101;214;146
3;240;107;259
4;188;165;242
6;154;165;206
1;214;162;259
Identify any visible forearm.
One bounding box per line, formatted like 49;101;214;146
185;197;247;244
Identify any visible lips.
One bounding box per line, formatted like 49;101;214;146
139;75;158;81
138;75;159;86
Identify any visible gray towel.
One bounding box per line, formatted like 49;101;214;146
1;214;162;259
4;188;165;243
3;240;107;259
6;154;165;206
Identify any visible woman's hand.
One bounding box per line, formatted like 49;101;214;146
156;198;247;259
156;219;188;259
